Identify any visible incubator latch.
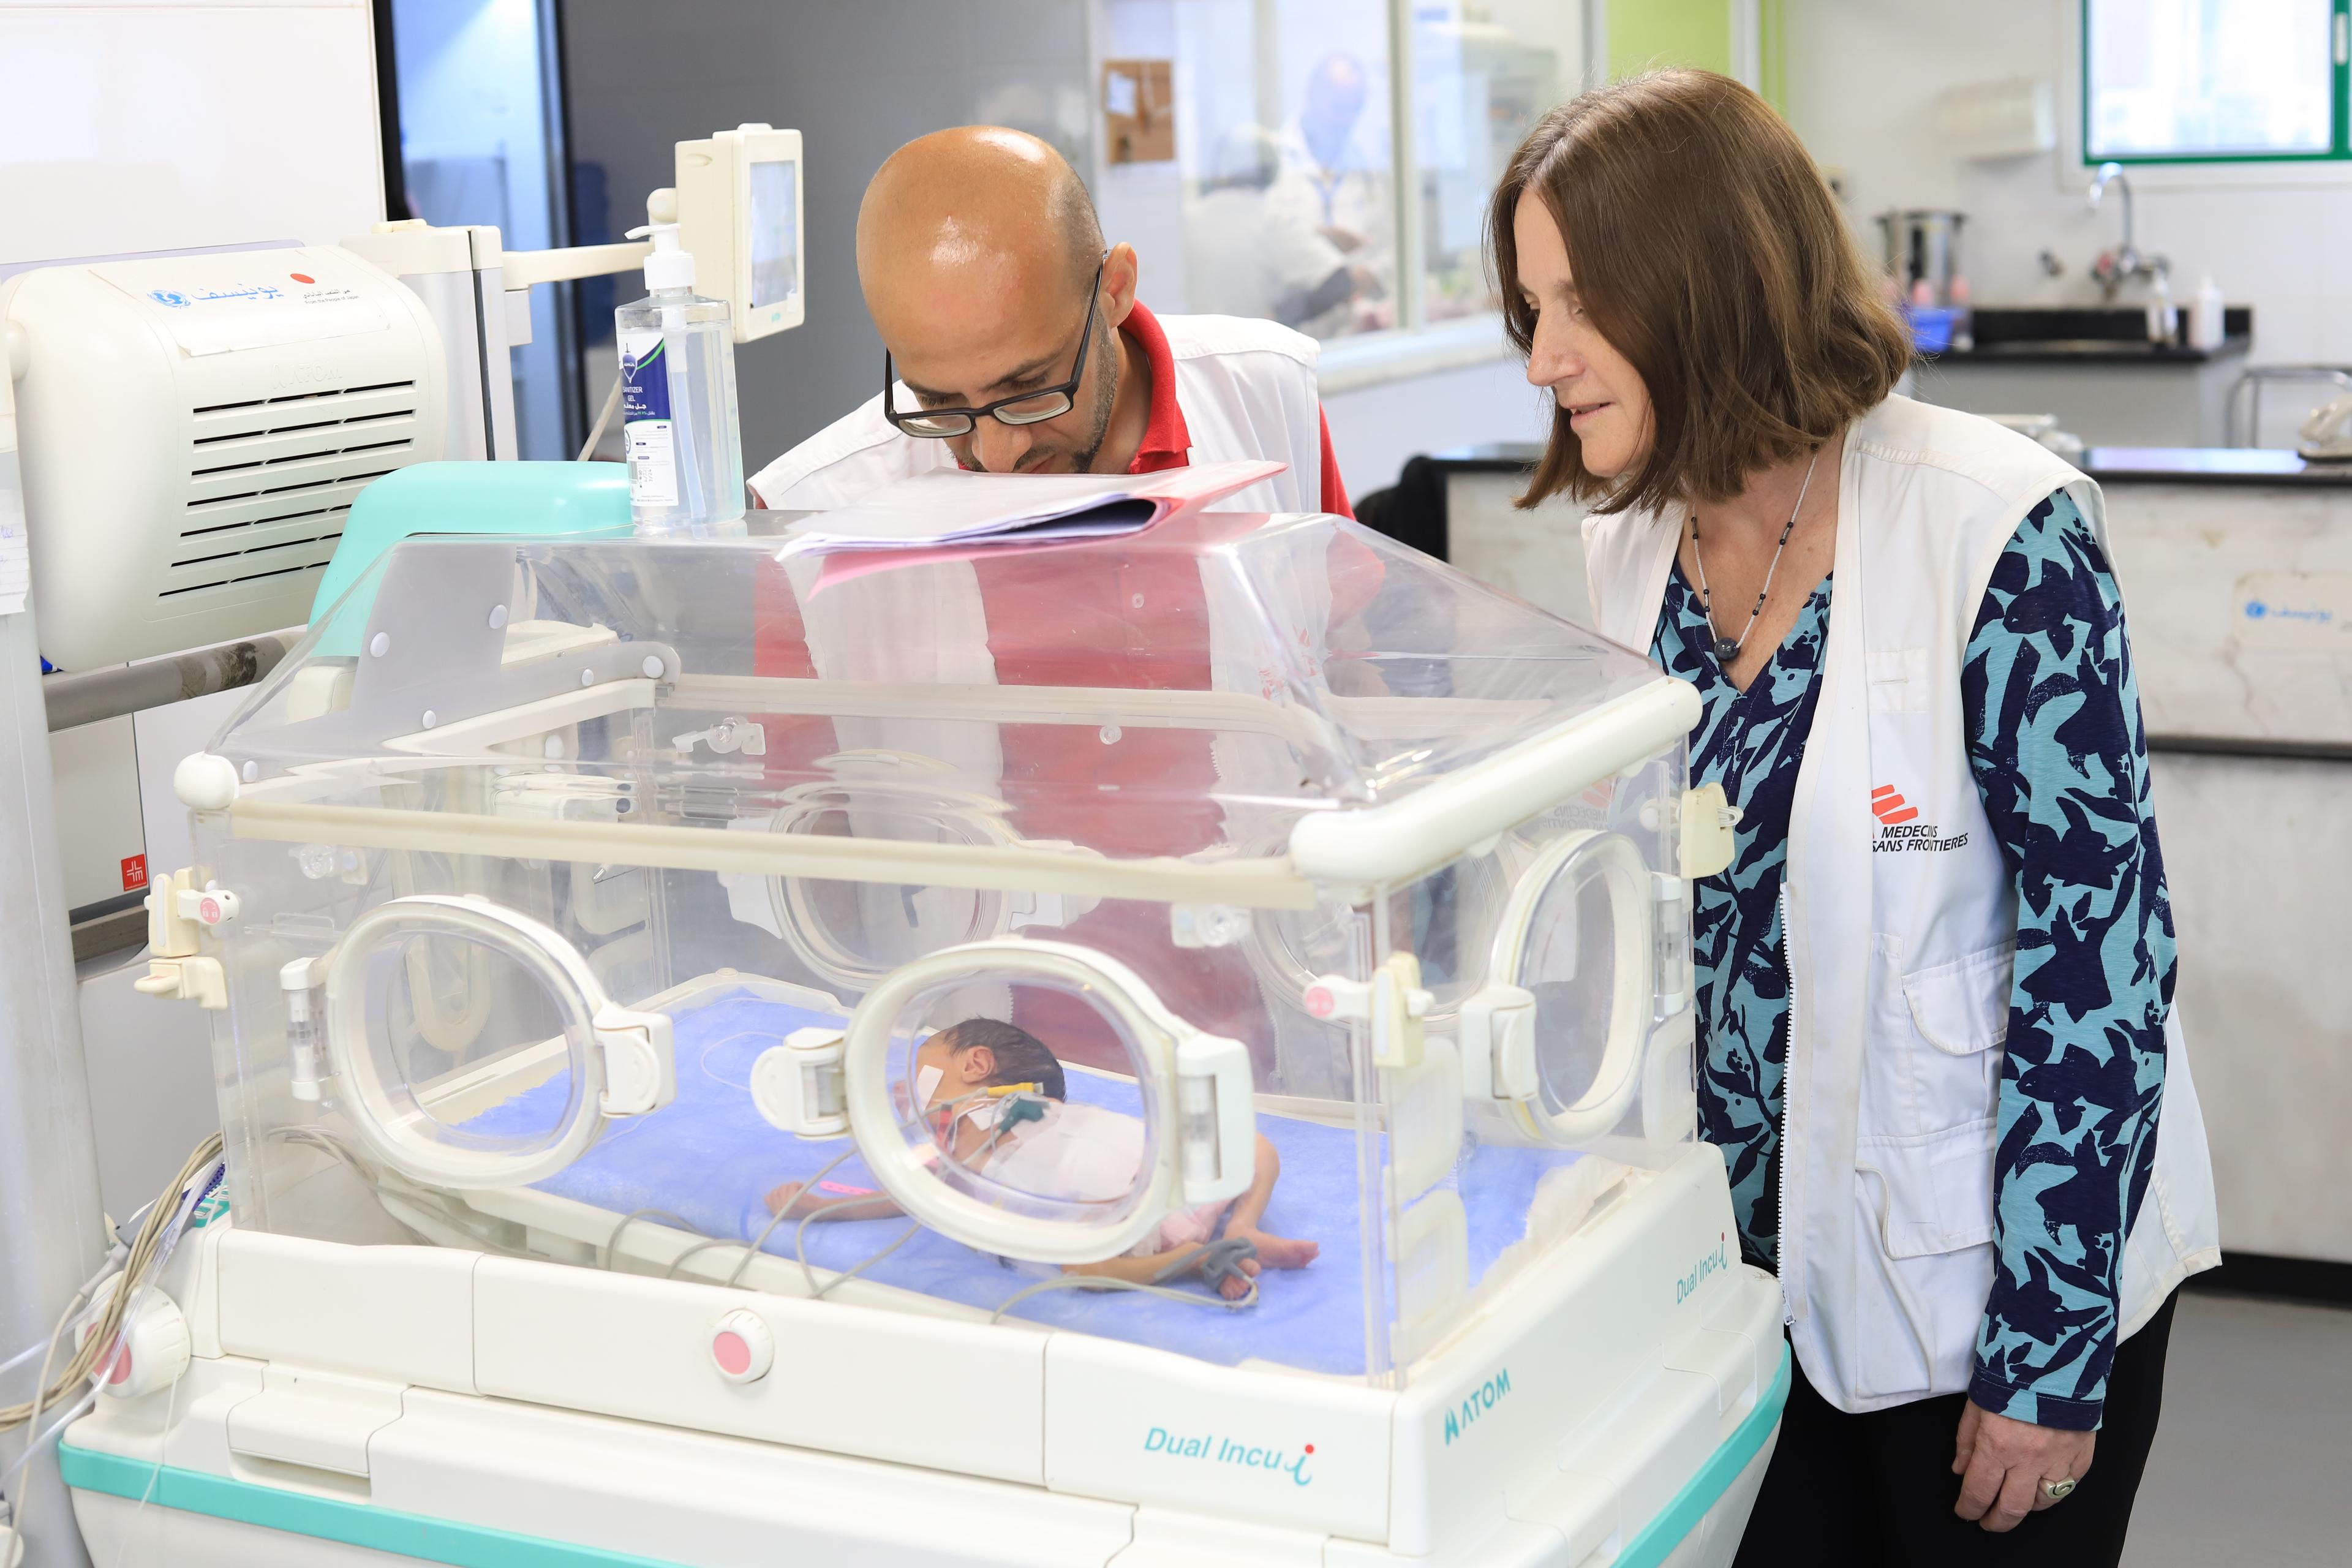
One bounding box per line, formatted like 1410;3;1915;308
671;716;766;757
1461;985;1540;1101
134;867;228;1009
750;1026;850;1138
1304;952;1433;1069
592;1005;676;1116
1678;783;1741;879
1651;872;1692;1017
1174;1031;1256;1205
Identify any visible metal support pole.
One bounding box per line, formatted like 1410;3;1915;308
42;627;302;734
1;361;105;1568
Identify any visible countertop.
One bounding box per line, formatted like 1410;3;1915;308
1920;335;2249;366
1917;306;2253;366
1420;443;2352;486
2082;447;2352;484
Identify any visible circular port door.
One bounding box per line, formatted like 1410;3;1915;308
766;786;1012;993
322;895;672;1188
840;938;1254;1264
1469;831;1656;1146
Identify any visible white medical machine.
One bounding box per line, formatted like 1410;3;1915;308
674;124;806;343
0;124;804;669
53;501;1786;1567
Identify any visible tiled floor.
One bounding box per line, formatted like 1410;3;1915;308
2124;1290;2352;1566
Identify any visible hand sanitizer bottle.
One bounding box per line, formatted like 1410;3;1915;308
617;222;744;536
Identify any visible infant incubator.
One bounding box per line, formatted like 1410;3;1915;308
65;498;1788;1567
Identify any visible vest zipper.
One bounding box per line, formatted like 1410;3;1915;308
1776;881;1797;1327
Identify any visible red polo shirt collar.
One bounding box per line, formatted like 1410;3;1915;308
1120;300;1191;474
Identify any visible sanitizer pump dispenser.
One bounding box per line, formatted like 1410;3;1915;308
617;222;745;535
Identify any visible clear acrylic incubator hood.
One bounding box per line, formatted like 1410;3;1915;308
71;505;1789;1568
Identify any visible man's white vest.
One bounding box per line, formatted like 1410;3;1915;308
1583;396;2219;1414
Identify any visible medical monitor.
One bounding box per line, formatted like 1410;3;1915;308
675;123;804;343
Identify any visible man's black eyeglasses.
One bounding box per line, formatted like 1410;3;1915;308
882;263;1104;439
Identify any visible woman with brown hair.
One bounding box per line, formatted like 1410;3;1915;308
1488;70;2218;1565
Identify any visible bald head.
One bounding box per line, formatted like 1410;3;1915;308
855;126;1143;478
857;127;1103;326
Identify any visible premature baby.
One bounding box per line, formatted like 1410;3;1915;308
765;1017;1316;1299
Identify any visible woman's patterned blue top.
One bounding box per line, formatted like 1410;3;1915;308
1654;488;2173;1432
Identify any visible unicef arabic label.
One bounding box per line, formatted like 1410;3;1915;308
2236;572;2352;653
620;329;679;508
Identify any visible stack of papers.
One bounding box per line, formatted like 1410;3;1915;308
779;459;1285;555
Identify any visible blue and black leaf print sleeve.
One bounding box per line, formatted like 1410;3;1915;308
1962;489;2175;1432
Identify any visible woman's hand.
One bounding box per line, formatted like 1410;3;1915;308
1952;1400;2096;1531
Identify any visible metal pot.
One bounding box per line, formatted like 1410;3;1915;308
1877;209;1966;307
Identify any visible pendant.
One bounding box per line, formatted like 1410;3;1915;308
1712;636;1741;663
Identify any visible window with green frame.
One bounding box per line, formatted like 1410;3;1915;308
2082;0;2349;164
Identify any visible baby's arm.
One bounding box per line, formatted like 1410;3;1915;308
764;1178;904;1222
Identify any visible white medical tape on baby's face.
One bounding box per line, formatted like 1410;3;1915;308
914;1063;944;1108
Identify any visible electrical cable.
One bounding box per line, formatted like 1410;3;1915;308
116;1359;184;1568
0;1232;128;1382
809;1223;919;1302
577;374;624;462
987;1236;1262;1324
778;1087;1030;1301
1;1132;221;1431
602;1208;706;1271
0;1131;222;1556
721;1194;809;1291
658;1237;750;1281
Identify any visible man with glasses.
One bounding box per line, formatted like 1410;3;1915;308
747;125;1351;514
745;128;1368;1078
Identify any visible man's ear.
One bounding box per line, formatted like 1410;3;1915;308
1102;242;1140;330
959;1045;996;1083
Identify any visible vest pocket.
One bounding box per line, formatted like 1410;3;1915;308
1850;1118;1999;1399
1856;1117;1997;1257
1901;944;2012;1058
1869;942;2011;1140
1842;941;2012;1400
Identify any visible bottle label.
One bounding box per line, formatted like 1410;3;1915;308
619;329;678;507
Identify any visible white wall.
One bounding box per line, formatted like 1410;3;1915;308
1323;353;1550;497
0;0;389;1253
390;0;572;458
1784;0;2352;441
0;0;384;262
559;0;1555;503
561;0;1096;475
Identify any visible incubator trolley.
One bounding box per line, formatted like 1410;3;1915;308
64;506;1786;1567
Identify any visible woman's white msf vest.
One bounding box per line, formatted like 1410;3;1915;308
1583;396;2220;1414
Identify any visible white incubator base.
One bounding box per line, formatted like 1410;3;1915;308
62;1145;1785;1568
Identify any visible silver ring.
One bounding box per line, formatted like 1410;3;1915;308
2040;1477;2078;1502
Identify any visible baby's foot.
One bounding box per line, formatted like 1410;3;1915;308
1229;1227;1319;1270
1216;1256;1263;1301
764;1180;804;1216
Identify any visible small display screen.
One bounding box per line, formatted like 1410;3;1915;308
749;159;799;311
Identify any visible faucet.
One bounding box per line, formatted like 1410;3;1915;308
2087;162;2168;302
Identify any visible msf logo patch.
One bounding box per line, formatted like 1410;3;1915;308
1871;786;1969;854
